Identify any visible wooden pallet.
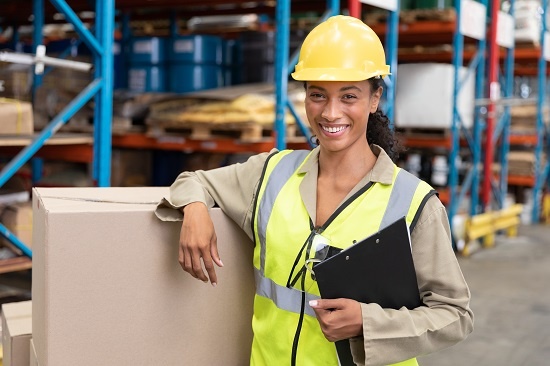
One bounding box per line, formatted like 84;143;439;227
59;116;146;135
0;257;32;274
364;8;456;25
147;121;299;142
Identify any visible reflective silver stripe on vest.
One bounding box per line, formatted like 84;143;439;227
380;169;420;229
257;150;310;274
255;268;319;317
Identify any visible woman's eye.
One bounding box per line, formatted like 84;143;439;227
342;94;357;100
310;93;324;99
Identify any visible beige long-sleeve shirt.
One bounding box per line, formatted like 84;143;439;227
155;145;474;366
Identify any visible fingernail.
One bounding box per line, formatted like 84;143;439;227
202;279;208;283
309;300;318;307
212;282;217;287
219;259;224;267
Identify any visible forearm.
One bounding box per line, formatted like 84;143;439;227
353;299;473;365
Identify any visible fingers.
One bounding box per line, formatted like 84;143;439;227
210;233;224;268
309;299;345;311
308;298;363;342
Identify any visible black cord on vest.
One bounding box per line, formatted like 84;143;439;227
290;218;319;364
291;271;307;366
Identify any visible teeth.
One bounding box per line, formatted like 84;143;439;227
322;125;346;133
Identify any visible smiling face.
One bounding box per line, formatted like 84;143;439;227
305;80;382;154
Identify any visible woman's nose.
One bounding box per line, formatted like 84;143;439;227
321;99;342;121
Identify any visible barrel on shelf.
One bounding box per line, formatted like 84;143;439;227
414;0;454;8
167;35;223;94
113;40;126;89
239;30;304;84
128;37;167;93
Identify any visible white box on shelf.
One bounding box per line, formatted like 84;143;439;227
395;63;475;129
32;187;255;366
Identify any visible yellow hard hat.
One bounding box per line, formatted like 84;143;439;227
291;15;390;81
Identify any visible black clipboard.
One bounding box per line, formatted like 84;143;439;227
313;217;421;365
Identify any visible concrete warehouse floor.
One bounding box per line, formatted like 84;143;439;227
419;224;550;366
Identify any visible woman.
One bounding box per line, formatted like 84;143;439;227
156;15;473;366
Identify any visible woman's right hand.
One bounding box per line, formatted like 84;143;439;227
179;202;223;286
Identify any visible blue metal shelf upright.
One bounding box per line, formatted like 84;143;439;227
448;0;489;225
533;0;550;222
273;0;400;150
0;0;114;258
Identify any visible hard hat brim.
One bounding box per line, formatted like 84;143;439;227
291;68;391;82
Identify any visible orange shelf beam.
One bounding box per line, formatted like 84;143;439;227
509;134;538;146
0;144;94;163
398;135;452;149
507;175;535;187
437;188;450;205
371;21;458;46
112;133;309;153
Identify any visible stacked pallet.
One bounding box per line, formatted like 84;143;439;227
146;83;308;142
510;104;549;135
364;8;455;25
508;151;546;177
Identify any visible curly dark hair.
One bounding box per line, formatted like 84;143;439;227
366;78;403;162
305;78;403;162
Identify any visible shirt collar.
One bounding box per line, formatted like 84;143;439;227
297;144;395;185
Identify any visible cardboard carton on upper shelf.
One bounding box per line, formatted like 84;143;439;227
1;300;33;366
395;63;475;130
0;201;33;251
0;98;34;135
32;187;254;366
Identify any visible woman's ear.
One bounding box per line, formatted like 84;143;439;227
370;86;383;113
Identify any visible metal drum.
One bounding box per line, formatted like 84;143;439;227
128;37;167;92
168;35;223;93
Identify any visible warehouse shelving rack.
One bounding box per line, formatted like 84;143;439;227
500;0;550;222
0;0;114;261
482;0;516;211
371;0;488;228
531;0;550;222
350;0;400;124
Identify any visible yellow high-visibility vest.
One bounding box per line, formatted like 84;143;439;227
251;149;435;366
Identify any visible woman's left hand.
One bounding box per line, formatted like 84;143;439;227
309;298;363;342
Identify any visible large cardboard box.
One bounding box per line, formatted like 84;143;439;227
0;98;34;135
32;187;254;366
1;301;32;366
395;63;475;129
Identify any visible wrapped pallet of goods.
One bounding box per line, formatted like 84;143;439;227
514;0;550;45
510;104;550;135
395;63;475;130
146;84;308;142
